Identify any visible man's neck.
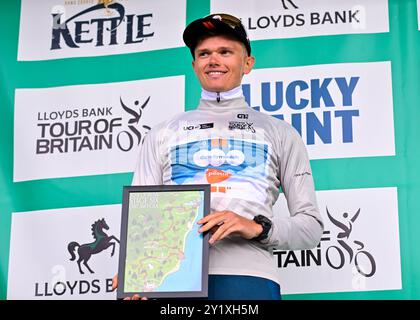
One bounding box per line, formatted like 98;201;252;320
201;85;243;102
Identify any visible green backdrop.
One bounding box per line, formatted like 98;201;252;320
1;0;420;299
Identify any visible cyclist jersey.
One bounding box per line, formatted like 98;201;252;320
132;94;323;284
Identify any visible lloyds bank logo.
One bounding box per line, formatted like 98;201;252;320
67;218;120;274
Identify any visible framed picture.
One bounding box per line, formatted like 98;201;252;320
117;184;210;299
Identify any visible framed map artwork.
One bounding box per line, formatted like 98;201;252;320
117;184;210;299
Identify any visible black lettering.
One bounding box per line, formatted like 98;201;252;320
67;280;78;295
257;16;270;29
79;280;90;294
36;139;49;154
350;10;360;23
322;12;333;24
45;282;53;297
91;18;105;46
310;12;320;25
125;14;154;44
34;283;43;297
51;138;65;153
94;119;109;134
37;123;50;138
75;20;93;43
106;278;114;292
306;248;322;266
296;13;305;26
53;282;66;296
91;279;100;294
284;251;300;267
51;14;79;50
283;15;295;27
50;123;64;137
247;17;256;30
270;15;281;28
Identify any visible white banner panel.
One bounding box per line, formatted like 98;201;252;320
273;187;401;295
7;205;121;300
211;0;389;40
18;0;186;61
14;76;184;182
242;61;395;160
418;0;420;30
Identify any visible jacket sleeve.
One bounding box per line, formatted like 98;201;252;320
263;124;324;250
131;126;163;186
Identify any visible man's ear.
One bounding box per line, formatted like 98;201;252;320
243;56;255;75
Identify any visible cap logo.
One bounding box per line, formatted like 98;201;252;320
202;21;215;29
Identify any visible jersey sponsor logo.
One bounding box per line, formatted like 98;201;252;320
294;171;311;177
237;113;249;119
183;123;214;131
228;121;256;133
193;148;245;167
205;168;232;184
170;138;268;185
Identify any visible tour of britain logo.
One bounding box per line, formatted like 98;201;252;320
35;95;151;155
274;207;376;278
14;76;185;182
68;218;120;275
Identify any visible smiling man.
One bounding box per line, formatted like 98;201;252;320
120;13;324;300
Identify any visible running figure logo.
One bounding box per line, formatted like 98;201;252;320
325;208;376;277
118;96;152;151
68;218;120;274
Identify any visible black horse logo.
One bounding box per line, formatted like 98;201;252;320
68;218;120;274
281;0;298;9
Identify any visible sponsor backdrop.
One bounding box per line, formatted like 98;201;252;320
0;0;419;299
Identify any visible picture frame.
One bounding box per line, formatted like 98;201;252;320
117;184;210;299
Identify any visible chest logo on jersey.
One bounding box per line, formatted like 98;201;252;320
183;122;214;131
237;113;249;119
228;121;256;133
169;138;268;185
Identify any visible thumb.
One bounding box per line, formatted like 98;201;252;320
111;274;118;290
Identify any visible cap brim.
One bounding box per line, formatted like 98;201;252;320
183;18;248;55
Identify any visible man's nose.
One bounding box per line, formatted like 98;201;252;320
208;52;220;66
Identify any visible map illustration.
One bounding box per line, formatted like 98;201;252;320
124;190;204;293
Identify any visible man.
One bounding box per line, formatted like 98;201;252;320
114;13;323;300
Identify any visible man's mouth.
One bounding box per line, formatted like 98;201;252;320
206;70;227;77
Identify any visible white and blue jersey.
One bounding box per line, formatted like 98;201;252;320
132;88;323;284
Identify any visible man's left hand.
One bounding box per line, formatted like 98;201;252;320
197;210;262;244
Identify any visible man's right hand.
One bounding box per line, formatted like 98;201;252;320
112;274;148;300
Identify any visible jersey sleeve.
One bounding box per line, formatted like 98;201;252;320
131;126;163;186
263;124;324;250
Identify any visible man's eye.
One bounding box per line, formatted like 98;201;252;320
199;52;209;57
221;50;231;55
